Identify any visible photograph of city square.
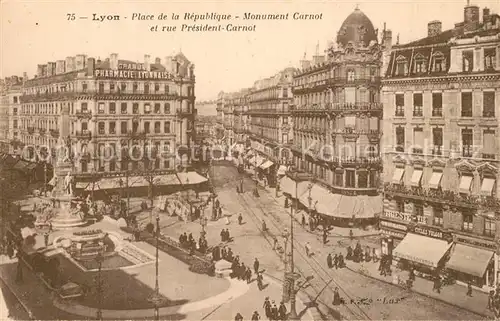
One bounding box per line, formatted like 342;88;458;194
0;0;499;320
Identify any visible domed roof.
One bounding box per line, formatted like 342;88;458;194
336;8;378;47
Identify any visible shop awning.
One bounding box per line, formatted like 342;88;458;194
312;194;382;219
277;165;287;176
393;233;452;268
459;175;473;194
428;171;443;189
280;176;309;198
446;244;494;277
260;160;274;170
481;178;495;196
410;169;423;187
177;172;208;185
392;168;405;184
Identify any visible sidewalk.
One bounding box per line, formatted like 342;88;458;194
341;255;492;318
258;182;492;319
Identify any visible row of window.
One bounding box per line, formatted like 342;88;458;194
391;166;497;196
395;126;496;159
294;66;378;86
394;91;495;118
79;120;172;135
394;201;496;236
394;48;497;76
297;159;379;188
247;87;290;102
79;159;172;173
78;101;177;115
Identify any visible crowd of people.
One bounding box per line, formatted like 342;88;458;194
178;232;209;254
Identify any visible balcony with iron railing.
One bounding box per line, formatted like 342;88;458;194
74;110;92;119
383;182;500;212
74;130;92;140
293;76;381;92
292;102;383;113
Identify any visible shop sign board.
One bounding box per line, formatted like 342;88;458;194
380;220;407;231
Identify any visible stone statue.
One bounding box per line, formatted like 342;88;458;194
64;172;74;196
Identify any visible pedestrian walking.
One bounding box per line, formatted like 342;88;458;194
235;312;243;321
271;302;278;321
257;273;264;291
332;287;341;305
225;228;231;242
44;231;50;247
467;281;473;297
15;251;23;284
273;237;278;250
338;253;345;268
349;229;354;240
246;267;252;284
284;197;289;208
254;258;260;274
333;254;339;269
278;302;287;320
301;214;305;227
251;311;260;320
322;229;328;244
263;297;271;319
238;213;243;225
488;290;495;310
327;253;333;269
262;220;268;232
305;242;311;257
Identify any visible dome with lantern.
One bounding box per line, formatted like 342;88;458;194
336;7;378;47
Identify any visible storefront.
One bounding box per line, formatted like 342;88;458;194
379;220;407;256
446;234;497;289
259;160;276;186
392;226;453;276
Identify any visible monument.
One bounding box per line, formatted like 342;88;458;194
45;142;87;229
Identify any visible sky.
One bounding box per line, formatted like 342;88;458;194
2;0;500;101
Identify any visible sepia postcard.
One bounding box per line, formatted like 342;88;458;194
1;0;500;320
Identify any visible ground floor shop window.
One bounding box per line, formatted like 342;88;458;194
462;211;474;232
433;207;443;226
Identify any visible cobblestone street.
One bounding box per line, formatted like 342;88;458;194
150;164;486;320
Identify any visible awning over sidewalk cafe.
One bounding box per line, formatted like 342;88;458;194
280;176;309;198
297;184;382;219
259;160;274;170
446;243;494;277
393;233;452;268
75;172;207;191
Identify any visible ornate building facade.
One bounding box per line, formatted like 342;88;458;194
381;3;500;290
0;76;23;154
19;53;202;189
245;68;295;186
282;8;390;226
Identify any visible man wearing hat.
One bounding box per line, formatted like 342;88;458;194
251;311;260;320
271;301;278;320
263;297;271;319
278;301;287;320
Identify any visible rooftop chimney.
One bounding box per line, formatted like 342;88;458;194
110;53;118;70
87;57;95;76
23;72;27;82
383;29;393;49
55;60;65;74
483;7;490;23
428;21;442;37
155;57;161;64
464;2;480;32
47;62;56;76
37;64;44;77
144;54;151;71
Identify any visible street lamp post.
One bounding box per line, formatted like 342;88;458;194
95;249;104;320
286;171;300;320
148;214;162;320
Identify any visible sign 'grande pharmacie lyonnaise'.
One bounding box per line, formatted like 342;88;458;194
94;63;173;79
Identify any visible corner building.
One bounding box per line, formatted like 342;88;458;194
20;53;202;192
381;3;500;290
281;8;391;227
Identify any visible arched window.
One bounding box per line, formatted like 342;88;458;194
462;51;473;72
395;55;408;76
413;53;427;73
432;52;446;72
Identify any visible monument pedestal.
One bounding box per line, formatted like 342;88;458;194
47;160;87;229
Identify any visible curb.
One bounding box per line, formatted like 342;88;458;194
344;265;490;319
